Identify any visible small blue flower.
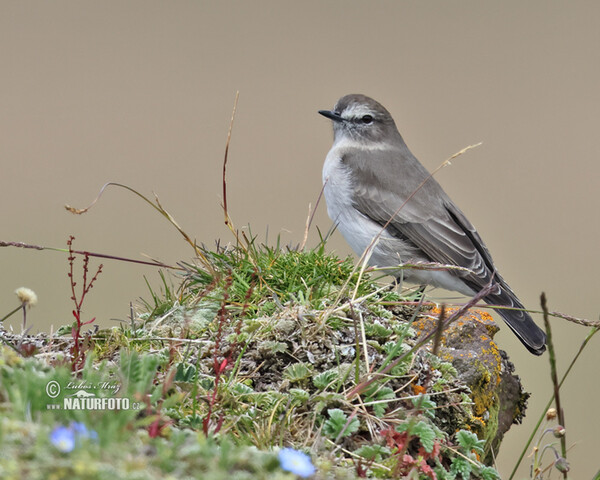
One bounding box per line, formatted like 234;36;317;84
70;421;88;435
278;448;316;478
70;421;98;441
49;426;75;453
49;421;98;452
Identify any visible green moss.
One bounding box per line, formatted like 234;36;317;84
1;243;509;479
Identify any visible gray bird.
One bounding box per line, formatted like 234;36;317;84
319;94;546;355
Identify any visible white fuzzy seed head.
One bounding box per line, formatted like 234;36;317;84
15;287;38;307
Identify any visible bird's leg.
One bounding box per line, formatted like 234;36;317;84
390;276;404;292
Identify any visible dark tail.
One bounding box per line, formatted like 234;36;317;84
483;281;546;355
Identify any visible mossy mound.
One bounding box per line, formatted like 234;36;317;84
0;243;527;479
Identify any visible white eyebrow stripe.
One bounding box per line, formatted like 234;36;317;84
342;104;375;119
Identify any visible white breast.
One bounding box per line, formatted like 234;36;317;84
322;147;393;261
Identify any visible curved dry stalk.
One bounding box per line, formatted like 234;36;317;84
65;182;212;270
222;91;240;237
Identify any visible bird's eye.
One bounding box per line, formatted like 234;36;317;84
361;115;373;124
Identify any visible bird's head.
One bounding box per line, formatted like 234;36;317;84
319;94;401;145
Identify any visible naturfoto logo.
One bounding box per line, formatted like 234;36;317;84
45;380;141;411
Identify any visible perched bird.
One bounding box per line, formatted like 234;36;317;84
319;94;546;355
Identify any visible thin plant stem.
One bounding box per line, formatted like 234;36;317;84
0;305;22;323
508;325;598;480
540;293;567;476
1;241;180;270
222;91;240;236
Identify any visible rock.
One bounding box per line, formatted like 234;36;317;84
413;307;530;462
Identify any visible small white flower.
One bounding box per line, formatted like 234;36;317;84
15;287;38;308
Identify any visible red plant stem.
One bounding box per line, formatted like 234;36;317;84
203;275;254;435
67;236;103;371
203;276;232;435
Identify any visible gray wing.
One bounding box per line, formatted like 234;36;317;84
343;147;546;354
345;147;495;290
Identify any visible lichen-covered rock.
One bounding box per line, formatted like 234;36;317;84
413;307;530;462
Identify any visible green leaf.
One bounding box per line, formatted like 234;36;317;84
119;350;161;397
395;420;437;453
438;361;458;379
455;429;484;454
259;340;288;354
245;391;285;409
55;323;74;336
198;377;214;391
232;383;254;395
479;466;501;480
412;394;437;419
382;340;410;358
322;408;359;439
354;444;390;462
412;420;436;453
364;385;395;417
364;322;393;339
451;457;472;480
174;362;197;382
289;388;310;404
313;391;345;414
283;362;313;383
434;465;456;480
313;370;338;390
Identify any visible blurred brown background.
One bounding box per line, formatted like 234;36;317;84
1;2;598;477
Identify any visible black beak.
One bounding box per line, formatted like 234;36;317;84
318;109;344;122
